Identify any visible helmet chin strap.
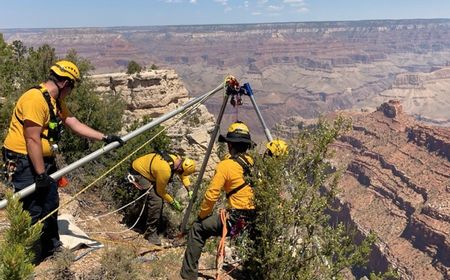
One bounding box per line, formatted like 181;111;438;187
175;158;183;173
50;79;63;99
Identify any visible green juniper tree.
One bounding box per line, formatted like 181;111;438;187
0;191;42;280
126;60;142;74
241;116;376;280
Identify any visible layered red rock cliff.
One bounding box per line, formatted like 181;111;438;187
331;100;450;279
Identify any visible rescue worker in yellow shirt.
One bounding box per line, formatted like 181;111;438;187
265;139;288;157
2;60;123;263
129;151;196;245
180;121;256;280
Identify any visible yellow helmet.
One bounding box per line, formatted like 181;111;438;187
181;157;196;176
218;121;254;145
266;139;288;157
50;60;80;82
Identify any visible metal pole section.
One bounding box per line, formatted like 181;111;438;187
0;83;224;209
242;83;273;142
180;93;230;233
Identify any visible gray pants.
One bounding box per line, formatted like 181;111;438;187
133;173;163;236
180;214;223;280
180;209;256;279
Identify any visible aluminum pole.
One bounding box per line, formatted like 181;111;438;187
0;83;224;209
180;93;230;233
242;83;273;142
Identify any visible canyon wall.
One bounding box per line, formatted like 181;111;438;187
90;70;219;176
330;101;450;279
2;19;450;140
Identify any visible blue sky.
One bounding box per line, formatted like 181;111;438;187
1;0;450;29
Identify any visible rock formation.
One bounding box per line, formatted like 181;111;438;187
3;19;450;138
90;70;219;176
329;100;450;279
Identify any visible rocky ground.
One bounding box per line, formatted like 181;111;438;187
0;189;240;280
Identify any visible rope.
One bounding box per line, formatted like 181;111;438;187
35;91;213;228
84;187;150;234
234;103;239;122
216;208;228;280
78;187;150;223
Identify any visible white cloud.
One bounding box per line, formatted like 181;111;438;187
296;7;309;13
214;0;228;5
190;0;197;3
267;5;284;12
282;0;309;13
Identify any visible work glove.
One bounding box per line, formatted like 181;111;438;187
184;186;193;199
35;173;56;194
102;135;124;146
170;199;183;213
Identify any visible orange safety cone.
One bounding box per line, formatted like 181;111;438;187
57;176;69;188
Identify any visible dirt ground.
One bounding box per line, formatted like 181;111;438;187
0;187;241;279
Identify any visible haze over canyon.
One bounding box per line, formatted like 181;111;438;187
2;18;450;140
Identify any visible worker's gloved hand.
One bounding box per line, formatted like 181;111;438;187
102;135;124;146
170;199;183;213
35;173;55;194
187;190;193;199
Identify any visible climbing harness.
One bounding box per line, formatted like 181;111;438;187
14;85;64;152
1;147;27;184
149;149;177;181
1;159;17;184
225;153;254;199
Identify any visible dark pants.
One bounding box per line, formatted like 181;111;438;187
2;148;60;263
180;210;256;280
133;172;163;236
181;214;223;280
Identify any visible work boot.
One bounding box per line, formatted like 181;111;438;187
147;232;161;246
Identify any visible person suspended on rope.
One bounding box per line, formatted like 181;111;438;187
264;139;289;157
128;150;196;246
180;121;256;280
1;60;124;263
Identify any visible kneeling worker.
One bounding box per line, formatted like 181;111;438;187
129;151;196;245
181;121;256;279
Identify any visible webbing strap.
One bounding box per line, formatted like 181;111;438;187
226;181;248;199
225;153;252;199
148;150;175;181
13;86;61;141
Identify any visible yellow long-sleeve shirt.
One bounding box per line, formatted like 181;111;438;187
132;153;191;203
198;155;255;219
